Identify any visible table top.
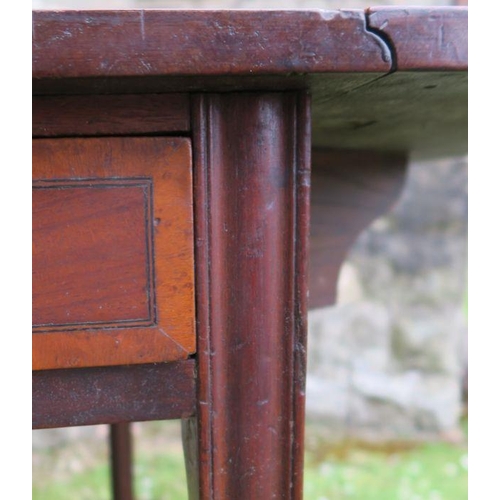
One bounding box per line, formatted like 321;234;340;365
32;7;467;158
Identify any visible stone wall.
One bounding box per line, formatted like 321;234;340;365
306;157;468;443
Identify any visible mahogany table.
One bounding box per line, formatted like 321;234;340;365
32;7;467;499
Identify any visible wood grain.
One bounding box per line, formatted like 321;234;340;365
33;180;154;329
311;6;468;159
32;137;195;370
184;92;310;499
311;70;467;159
368;7;468;71
32;360;196;429
309;148;408;309
32;10;467;158
33;94;190;137
32;10;390;80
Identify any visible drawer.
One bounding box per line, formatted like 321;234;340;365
32;137;195;370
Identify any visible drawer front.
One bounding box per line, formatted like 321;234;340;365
32;137;195;370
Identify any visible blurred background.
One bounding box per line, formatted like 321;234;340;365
32;1;468;499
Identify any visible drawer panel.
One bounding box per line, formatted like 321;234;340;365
32;137;195;370
33;179;154;329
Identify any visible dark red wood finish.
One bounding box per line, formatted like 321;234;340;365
309;149;408;308
33;181;153;328
32;94;190;137
110;423;134;500
31;10;468;160
32;10;390;80
367;7;468;71
183;92;310;499
32;360;196;429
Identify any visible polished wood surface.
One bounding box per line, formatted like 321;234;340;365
32;360;196;429
368;7;468;70
183;92;310;499
32;137;195;370
33;94;190;137
32;10;390;79
32;9;467;159
32;8;466;79
33;181;154;328
310;8;467;157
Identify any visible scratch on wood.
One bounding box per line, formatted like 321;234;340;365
140;10;146;41
439;23;445;49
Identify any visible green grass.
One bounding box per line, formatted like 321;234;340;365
32;462;111;500
33;421;467;500
304;440;467;500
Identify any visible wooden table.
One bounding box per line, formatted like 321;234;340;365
32;7;467;499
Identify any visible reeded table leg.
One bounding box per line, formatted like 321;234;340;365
183;92;311;499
